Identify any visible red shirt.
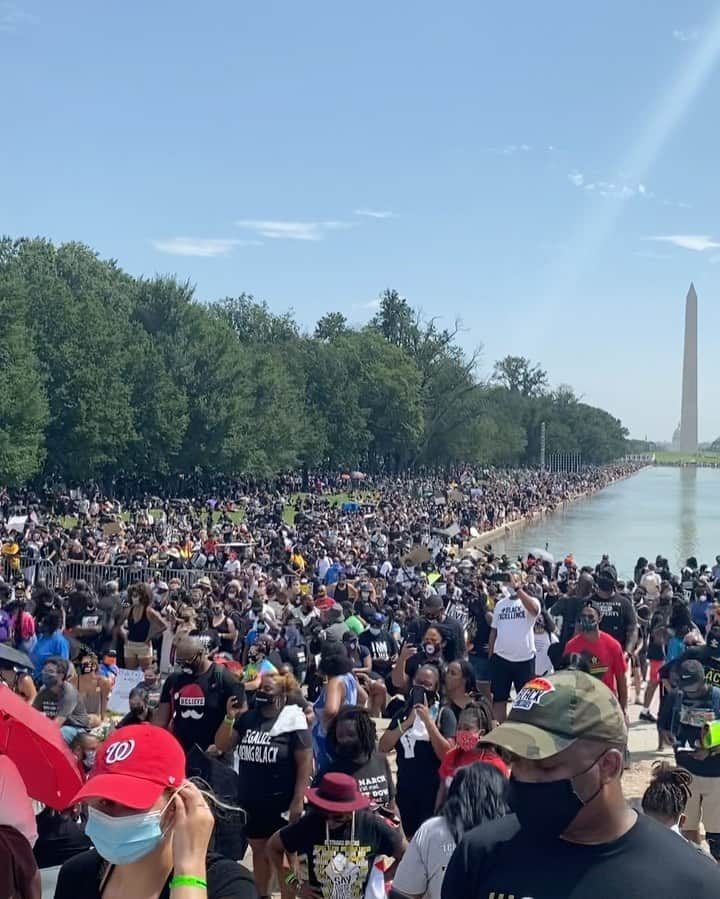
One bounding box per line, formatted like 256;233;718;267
565;630;627;694
439;746;510;781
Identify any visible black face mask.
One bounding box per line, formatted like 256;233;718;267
253;690;275;707
508;755;604;838
335;739;362;760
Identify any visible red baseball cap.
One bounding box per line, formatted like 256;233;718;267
71;724;185;810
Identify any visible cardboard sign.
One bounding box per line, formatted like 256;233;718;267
102;521;123;537
106;668;145;715
401;545;432;566
6;515;26;533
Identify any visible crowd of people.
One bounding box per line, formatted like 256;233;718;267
2;464;720;898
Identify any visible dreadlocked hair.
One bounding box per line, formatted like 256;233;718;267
326;705;377;758
641;761;693;821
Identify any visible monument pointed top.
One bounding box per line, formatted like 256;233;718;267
688;282;697;299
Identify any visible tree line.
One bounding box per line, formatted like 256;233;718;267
0;237;630;487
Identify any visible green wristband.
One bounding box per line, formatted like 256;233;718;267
284;872;299;885
170;875;207;890
224;715;235;727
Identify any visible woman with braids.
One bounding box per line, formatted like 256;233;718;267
435;701;509;809
642;762;693;836
315;705;398;813
392;762;509;899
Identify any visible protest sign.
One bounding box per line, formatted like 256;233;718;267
107;668;145;715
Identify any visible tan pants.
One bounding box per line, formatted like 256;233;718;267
683;773;720;832
125;640;152;669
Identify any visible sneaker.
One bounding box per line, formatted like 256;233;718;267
639;709;657;723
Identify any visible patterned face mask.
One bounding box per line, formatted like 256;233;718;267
456;730;480;752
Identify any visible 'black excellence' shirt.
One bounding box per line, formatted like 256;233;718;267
441;812;720;899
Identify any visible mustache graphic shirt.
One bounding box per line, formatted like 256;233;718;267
161;663;246;752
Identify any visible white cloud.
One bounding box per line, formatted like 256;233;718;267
673;28;702;43
568;171;659;200
0;2;38;31
353;208;395;219
235;219;350;241
646;235;720;252
152;238;259;257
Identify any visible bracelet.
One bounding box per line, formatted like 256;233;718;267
169;875;207;890
284;872;299;886
224;715;235;726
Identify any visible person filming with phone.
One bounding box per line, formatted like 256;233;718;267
488;571;541;723
380;664;456;836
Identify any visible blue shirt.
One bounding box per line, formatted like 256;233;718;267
32;631;70;677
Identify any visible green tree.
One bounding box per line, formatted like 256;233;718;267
492;355;549;397
0;263;48;484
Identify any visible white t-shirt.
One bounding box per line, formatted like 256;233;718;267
392;816;456;899
491;594;538;662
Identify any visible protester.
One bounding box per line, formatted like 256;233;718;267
155;635;246;754
0;755;41;899
380;663;454;836
488;573;541;722
316;705;397;812
393;762;508;899
441;658;477;730
436;701;508;808
312;642;359;770
123;582;166;670
53;725;257;898
565;600;628;713
659;658;720;858
30;609;69;679
641;761;693;836
32;656;90;744
214;670;313;898
267;772;404;899
441;669;720;898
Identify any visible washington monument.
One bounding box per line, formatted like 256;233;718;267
678;283;698;453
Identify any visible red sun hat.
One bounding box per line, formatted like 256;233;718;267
71;724;185;810
305;772;370;813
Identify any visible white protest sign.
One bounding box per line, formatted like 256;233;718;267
6;515;26;532
106;668;145;715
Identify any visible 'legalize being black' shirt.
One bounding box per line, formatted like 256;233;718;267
441;812;720;899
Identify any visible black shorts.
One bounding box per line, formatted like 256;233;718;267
490;655;535;702
240;798;289;840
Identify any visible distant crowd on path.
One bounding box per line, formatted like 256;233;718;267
10;461;720;898
0;463;640;588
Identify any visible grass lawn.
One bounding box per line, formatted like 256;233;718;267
55;492;375;531
655;451;720;465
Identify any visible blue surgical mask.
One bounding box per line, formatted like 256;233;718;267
85;804;168;864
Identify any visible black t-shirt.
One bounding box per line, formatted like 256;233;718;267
280;810;402;898
596;593;637;649
358;629;396;675
33;809;91;869
315;751;395;808
233;707;312;802
388;705;455;794
54;848;257;899
160;664;245;752
441;812;720;899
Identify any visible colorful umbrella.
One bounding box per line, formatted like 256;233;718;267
0;685;83;809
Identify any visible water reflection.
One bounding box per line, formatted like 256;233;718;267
493;467;720;577
676;467;697;566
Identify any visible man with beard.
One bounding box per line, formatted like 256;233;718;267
155;635;246;755
594;567;637;656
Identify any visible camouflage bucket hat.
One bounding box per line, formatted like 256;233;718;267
479;669;627;760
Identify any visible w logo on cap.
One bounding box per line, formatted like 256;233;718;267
105;739;136;765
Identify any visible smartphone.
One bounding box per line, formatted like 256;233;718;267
410;685;427;706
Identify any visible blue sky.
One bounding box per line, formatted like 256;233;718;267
3;1;720;442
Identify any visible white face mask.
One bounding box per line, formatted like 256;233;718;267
424;643;437;656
